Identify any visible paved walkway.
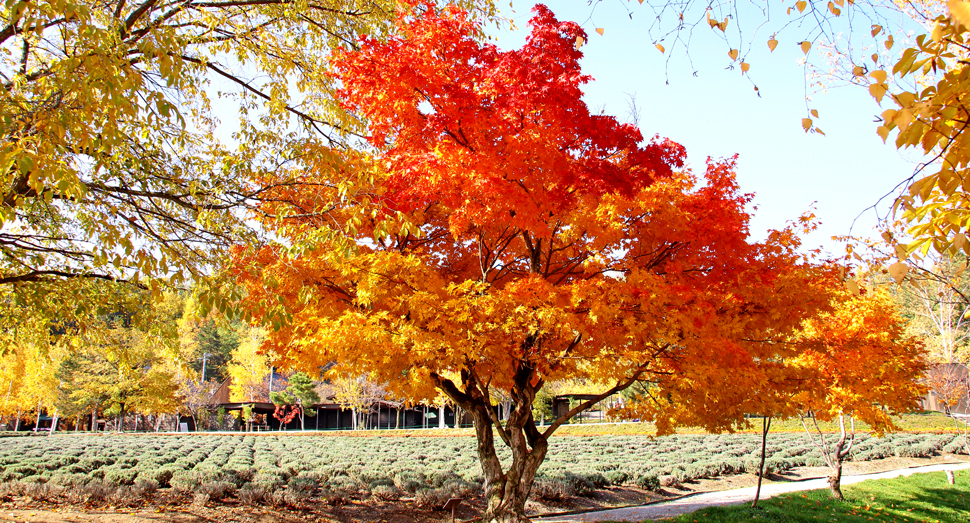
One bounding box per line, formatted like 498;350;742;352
535;461;970;522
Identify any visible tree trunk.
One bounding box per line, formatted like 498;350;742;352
828;414;857;501
439;404;446;429
752;416;771;507
470;403;547;523
14;409;20;431
828;460;844;500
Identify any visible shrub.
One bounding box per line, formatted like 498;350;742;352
659;475;680;488
23;482;58;502
170;471;202;493
252;472;285;491
321;487;352;506
635;473;661;492
82;480;112;504
48;473;90;488
561;472;595;497
605;470;628;485
413;487;450;510
944;436;969;455
199;481;236;501
109;486;142;507
583;472;609;488
103;467;138;486
531;478;574;502
287;476;317;497
372;485;402;501
133;479;158;498
390;469;424;489
238;485;266;505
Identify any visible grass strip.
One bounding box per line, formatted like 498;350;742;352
656;469;970;522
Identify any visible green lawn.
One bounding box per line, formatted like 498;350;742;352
658;469;970;522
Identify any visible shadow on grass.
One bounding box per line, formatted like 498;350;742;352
658;470;969;523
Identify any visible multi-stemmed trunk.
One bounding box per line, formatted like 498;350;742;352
432;360;645;523
802;412;855;500
470;402;547;523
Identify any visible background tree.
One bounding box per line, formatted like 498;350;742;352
227;326;271;402
879;10;970;254
0;0;502;341
270;371;321;430
898;255;970;365
792;287;927;499
233;5;836;521
329;375;389;430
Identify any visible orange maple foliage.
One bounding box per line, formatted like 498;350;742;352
791;288;926;499
232;5;839;522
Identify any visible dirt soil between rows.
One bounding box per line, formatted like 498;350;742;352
0;455;964;523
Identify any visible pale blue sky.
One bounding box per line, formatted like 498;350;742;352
491;1;923;257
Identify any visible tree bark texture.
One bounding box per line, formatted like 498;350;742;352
752;416;771;507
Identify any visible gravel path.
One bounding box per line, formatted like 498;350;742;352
535;461;970;522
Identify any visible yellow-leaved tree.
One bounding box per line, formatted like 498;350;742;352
0;0;495;330
227;326;270;403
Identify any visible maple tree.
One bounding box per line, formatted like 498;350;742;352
792;287;926;499
231;4;841;521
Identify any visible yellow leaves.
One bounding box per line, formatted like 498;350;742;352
894;243;908;261
595;27;604;36
811;109;819;118
885;35;894;50
877;126;890;143
872;25;883;37
845;279;861;296
952;231;968;252
800;41;812;54
893;108;913;131
796;0;807;13
887;262;908;283
768;37;778;52
932;22;945;43
574;36;585;50
948;0;970;28
728;49;739;61
655;43;665;53
852;66;865;76
869;84;887;103
740;62;750;73
802;118;813;132
827;1;841;16
705;11;728;31
868;70;889;103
